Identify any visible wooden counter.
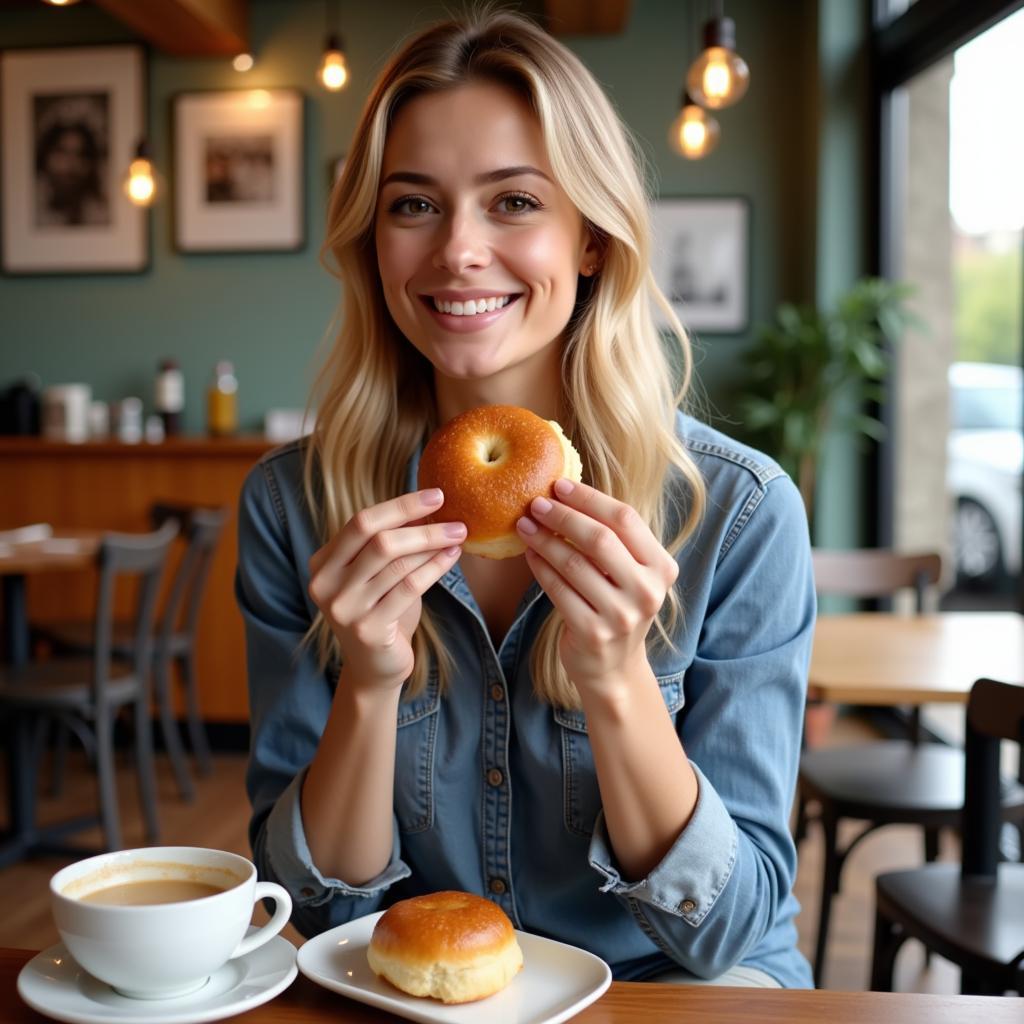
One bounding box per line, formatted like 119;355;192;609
0;436;275;724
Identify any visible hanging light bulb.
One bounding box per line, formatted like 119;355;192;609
233;52;255;72
124;139;158;207
668;92;721;160
686;2;750;110
317;33;349;91
42;0;82;6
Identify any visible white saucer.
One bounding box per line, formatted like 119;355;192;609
297;911;612;1024
17;932;297;1024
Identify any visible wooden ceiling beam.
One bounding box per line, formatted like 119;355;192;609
543;0;632;35
91;0;248;56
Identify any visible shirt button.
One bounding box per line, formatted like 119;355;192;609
487;768;504;787
300;887;315;898
681;899;696;913
490;684;505;701
489;877;507;895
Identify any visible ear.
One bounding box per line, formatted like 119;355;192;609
578;230;605;277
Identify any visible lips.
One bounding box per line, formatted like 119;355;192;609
419;293;522;332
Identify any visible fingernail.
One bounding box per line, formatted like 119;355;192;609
443;546;461;558
443;522;467;539
517;516;538;535
532;496;552;515
421;488;443;506
554;478;574;497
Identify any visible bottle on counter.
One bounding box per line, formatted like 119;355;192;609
207;360;238;437
154;358;184;436
113;396;144;444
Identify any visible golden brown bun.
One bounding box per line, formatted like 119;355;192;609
417;405;583;559
367;891;524;1004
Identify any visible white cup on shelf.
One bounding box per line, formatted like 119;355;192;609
41;384;92;443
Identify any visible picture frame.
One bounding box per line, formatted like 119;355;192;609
173;89;304;253
0;45;147;275
650;196;750;334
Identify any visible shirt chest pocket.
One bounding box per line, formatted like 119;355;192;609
393;671;441;834
552;671;686;837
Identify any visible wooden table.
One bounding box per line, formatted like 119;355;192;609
0;436;273;723
0;530;100;668
2;947;1021;1023
0;530;101;868
808;612;1024;706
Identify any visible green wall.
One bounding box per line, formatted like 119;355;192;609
0;0;874;547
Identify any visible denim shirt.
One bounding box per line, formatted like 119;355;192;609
237;412;815;987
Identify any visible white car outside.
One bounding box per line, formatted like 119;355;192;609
947;361;1022;583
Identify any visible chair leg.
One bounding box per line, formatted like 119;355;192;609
179;651;212;776
153;657;194;802
919;827;942;967
869;905;902;991
794;792;809;846
50;720;69;798
94;707;122;851
813;809;841;988
961;969;988;995
10;712;40;838
132;693;160;843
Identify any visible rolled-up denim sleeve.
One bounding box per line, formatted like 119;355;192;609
587;472;814;980
237;459;410;936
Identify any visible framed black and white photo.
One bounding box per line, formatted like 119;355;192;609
173;89;304;253
1;45;147;274
651;196;750;333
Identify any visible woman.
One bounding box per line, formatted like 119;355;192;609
238;8;814;988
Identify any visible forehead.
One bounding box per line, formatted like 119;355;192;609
381;81;551;178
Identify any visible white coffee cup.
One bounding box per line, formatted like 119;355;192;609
50;846;292;999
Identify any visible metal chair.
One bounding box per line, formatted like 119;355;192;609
42;503;228;801
0;521;178;862
796;549;1024;987
871;677;1024;994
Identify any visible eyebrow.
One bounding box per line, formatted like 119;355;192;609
379;165;553;188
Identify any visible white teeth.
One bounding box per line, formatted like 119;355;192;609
431;295;512;315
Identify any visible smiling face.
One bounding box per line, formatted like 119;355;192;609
374;80;599;419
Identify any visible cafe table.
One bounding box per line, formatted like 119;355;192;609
2;946;1023;1023
0;529;101;868
0;529;100;668
808;611;1024;706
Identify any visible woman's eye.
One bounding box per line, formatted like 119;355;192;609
497;192;542;215
389;196;435;216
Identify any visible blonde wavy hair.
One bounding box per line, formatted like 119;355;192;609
306;6;706;709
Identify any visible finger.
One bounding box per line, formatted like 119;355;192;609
517;517;624;620
366;545;462;627
309;489;447;604
345;521;467;585
524;547;598;629
328;547;445;626
524;493;637;588
547;479;668;569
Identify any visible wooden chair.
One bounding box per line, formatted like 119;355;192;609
797;548;1024;987
41;503;228;801
0;521;178;861
870;677;1024;994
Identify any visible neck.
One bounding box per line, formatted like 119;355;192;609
433;343;563;425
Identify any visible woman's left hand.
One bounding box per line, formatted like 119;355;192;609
516;478;679;696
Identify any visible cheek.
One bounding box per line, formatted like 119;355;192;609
376;233;419;305
514;230;580;295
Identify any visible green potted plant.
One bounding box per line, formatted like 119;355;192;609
738;277;921;533
737;278;921;747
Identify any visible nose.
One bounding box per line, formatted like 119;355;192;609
432;207;491;275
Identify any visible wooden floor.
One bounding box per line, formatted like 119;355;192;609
0;716;962;993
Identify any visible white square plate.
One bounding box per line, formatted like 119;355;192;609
296;911;612;1024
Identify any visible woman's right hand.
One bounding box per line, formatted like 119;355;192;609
307;488;464;691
